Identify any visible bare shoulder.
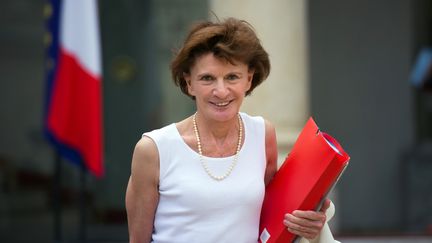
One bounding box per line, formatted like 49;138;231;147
174;115;195;147
263;118;278;185
264;119;276;138
130;136;159;185
263;119;277;150
133;136;159;161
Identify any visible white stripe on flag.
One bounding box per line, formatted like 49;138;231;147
60;0;101;77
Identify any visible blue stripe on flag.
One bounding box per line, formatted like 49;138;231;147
43;0;85;170
410;48;432;88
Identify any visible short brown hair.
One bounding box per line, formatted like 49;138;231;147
170;18;271;99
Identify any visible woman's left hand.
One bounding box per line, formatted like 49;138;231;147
283;199;331;240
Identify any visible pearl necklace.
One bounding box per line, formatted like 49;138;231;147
192;112;242;181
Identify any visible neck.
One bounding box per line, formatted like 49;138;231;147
194;112;240;141
192;112;243;181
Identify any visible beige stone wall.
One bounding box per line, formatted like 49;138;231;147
209;0;310;164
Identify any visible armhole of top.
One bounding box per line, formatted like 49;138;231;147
251;115;267;170
242;113;266;146
240;113;266;160
141;133;164;184
258;116;266;165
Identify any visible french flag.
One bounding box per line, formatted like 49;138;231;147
44;0;104;177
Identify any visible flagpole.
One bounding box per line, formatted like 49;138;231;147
79;165;87;243
53;151;62;243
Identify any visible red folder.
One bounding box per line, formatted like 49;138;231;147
259;117;350;243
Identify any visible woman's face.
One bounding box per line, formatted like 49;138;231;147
185;53;254;123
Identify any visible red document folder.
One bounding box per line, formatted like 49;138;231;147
259;117;350;243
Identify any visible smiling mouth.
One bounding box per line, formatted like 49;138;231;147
212;101;231;107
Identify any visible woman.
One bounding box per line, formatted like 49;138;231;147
126;18;330;243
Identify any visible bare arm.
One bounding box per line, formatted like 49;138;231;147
264;119;278;186
126;137;160;243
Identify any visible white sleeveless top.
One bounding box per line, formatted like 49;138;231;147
143;112;266;243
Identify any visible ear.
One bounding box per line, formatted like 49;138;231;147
183;72;195;96
246;69;255;92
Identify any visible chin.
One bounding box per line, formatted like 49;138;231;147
208;108;239;122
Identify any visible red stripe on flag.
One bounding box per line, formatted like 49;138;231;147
47;48;104;177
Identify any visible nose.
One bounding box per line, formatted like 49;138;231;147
213;80;229;98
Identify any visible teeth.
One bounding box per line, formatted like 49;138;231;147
215;101;229;106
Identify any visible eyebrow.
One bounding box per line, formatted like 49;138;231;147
226;72;243;76
196;71;243;77
196;73;214;78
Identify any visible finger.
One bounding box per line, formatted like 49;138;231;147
319;199;331;213
285;221;319;240
287;227;316;239
283;220;320;233
291;210;326;223
284;213;325;230
284;219;319;235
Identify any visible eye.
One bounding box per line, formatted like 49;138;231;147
200;75;214;81
226;74;239;81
